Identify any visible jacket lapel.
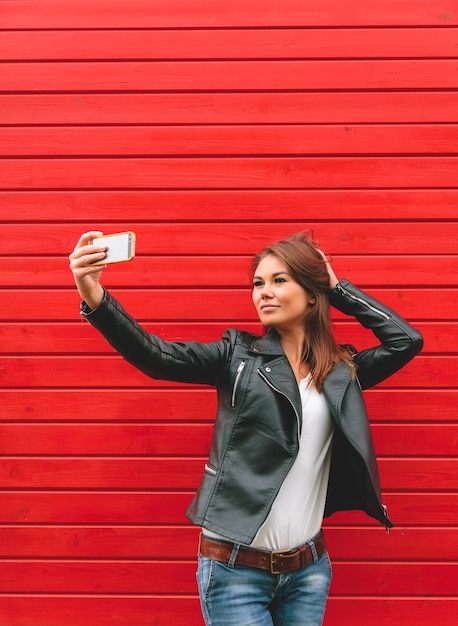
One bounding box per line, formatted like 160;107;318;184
249;331;303;423
322;361;353;425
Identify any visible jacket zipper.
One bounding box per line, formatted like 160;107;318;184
231;360;246;407
335;282;390;320
257;368;301;441
382;504;390;533
204;463;217;476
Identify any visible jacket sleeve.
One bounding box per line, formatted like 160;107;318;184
80;289;233;386
329;279;423;389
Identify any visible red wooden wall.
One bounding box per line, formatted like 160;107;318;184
1;1;457;624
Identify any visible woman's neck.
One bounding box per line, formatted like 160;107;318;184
278;330;310;383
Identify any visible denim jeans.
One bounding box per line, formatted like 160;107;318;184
196;540;332;626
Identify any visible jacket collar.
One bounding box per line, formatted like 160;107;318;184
248;329;286;355
249;330;356;421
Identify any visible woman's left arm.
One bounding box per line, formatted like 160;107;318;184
316;247;423;389
329;278;423;389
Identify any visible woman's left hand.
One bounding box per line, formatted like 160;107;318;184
316;248;339;290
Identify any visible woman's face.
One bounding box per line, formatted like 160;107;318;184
252;254;315;331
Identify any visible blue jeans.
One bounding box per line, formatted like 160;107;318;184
196;539;332;626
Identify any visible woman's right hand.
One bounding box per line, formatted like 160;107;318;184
69;231;107;310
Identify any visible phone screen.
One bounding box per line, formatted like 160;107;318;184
90;231;136;264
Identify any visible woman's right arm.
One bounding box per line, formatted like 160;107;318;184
69;231;232;386
68;230;108;310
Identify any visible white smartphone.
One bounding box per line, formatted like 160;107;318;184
90;231;136;265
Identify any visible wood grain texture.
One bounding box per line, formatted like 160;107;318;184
3;60;458;92
0;526;457;560
1;0;456;28
0;424;456;456
4;125;458;156
2;288;456;321
2;28;458;61
2;156;458;189
2;222;458;255
1;257;457;288
2;189;458;221
2;492;457;525
2;389;456;421
0;597;456;626
1;355;453;389
0;321;455;353
0;560;456;595
0;458;456;491
3;93;458;125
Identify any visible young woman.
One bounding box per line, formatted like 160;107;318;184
69;230;423;626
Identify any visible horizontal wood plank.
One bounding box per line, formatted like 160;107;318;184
2;492;456;525
2;28;458;61
372;425;458;456
1;289;454;321
2;60;458;92
0;458;455;490
0;597;456;626
1;189;457;221
1;355;450;389
0;458;209;490
0;388;219;421
4;124;458;157
1;492;193;524
0;321;454;355
331;493;458;526
2;389;455;422
380;459;458;491
0;424;214;456
0;526;456;561
1;256;457;288
0;560;456;595
1;0;456;28
3;222;458;255
327;598;457;626
0;424;455;457
3;92;458;125
3;156;458;190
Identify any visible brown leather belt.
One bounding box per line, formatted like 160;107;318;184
199;531;326;575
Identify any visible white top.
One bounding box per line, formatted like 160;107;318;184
204;375;335;551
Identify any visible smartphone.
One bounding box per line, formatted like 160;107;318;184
90;231;136;265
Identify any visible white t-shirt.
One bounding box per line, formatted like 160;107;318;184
204;375;335;551
251;375;334;550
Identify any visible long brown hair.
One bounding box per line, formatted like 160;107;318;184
252;231;354;391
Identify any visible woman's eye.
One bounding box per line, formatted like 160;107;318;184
274;277;286;283
253;281;263;288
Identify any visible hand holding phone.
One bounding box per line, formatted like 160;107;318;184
90;231;136;265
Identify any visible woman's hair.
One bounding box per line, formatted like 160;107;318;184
252;231;354;391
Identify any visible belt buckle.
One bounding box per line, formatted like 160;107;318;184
270;548;299;574
270;548;286;574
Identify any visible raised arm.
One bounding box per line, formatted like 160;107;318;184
68;230;107;310
329;279;423;389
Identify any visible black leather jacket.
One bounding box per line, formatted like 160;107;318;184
81;279;423;544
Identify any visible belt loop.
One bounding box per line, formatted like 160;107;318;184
307;538;319;564
227;542;240;568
